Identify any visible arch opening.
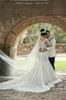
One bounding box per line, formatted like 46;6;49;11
4;16;66;56
9;23;66;59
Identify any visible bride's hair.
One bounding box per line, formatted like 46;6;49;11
40;28;45;32
40;28;46;36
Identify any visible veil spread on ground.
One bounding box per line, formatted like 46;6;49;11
0;38;40;77
0;37;61;93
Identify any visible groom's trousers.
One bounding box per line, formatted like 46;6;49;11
49;57;55;70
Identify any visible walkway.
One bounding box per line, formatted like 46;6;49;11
56;53;66;61
0;53;66;100
0;71;66;100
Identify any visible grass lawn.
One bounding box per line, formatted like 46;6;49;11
55;60;66;70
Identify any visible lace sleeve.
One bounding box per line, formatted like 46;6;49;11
45;38;52;47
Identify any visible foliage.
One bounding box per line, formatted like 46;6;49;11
18;23;66;55
22;23;66;44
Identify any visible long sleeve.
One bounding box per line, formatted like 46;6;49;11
47;37;56;57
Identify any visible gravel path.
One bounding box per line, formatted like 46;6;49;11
0;71;66;100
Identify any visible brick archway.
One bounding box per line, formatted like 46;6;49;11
4;16;66;55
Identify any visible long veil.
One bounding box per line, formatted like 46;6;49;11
0;38;40;78
0;37;61;92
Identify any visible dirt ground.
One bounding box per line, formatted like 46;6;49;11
0;71;66;100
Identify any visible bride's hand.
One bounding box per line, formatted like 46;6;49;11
39;48;47;52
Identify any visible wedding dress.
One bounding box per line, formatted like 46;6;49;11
0;38;61;93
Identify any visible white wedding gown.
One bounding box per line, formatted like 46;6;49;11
0;38;61;93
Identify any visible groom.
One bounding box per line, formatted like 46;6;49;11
46;30;56;70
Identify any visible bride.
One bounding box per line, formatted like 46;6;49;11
0;29;61;93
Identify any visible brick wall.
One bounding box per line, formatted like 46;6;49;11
0;0;66;54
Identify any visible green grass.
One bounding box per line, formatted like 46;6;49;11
55;60;66;70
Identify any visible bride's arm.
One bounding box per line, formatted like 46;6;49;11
45;38;52;47
45;38;53;50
